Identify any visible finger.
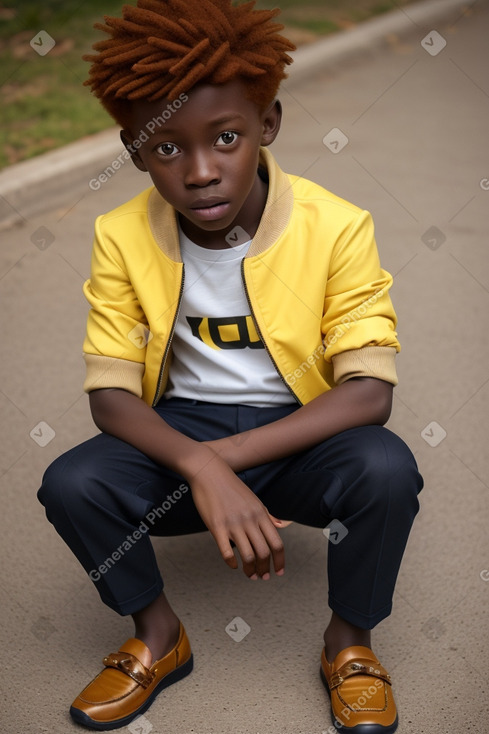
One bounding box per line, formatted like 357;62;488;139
246;530;272;579
238;517;285;579
259;520;285;576
212;528;238;570
268;513;282;526
269;514;292;528
241;518;283;579
230;529;263;579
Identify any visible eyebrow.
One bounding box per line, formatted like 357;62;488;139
209;114;247;125
147;113;247;136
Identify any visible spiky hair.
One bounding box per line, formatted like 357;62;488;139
83;0;295;127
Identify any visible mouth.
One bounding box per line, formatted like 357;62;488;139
190;199;230;220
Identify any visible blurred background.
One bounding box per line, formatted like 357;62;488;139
0;0;413;167
1;2;488;733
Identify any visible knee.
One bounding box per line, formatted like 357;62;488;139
352;426;423;509
38;450;90;523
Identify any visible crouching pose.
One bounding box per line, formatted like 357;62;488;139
38;0;422;730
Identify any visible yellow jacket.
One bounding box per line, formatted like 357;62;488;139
83;148;400;407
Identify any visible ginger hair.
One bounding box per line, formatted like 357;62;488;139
83;0;296;128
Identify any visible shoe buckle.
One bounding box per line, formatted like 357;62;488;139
103;651;155;689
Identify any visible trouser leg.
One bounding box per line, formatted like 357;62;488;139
254;425;423;629
37;399;297;616
37;431;206;615
38;399;422;627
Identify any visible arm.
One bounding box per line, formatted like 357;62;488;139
204;377;393;472
89;388;285;579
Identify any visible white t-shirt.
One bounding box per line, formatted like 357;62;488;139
164;226;295;406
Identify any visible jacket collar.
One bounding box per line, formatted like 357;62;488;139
147;148;294;262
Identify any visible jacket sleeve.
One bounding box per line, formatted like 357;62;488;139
82;215;148;397
321;209;400;386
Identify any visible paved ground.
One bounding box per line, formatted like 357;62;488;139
1;2;488;733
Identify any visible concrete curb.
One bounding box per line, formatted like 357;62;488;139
285;0;471;84
0;0;471;229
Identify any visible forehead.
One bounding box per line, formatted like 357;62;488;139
128;79;262;134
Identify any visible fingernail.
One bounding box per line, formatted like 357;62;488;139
250;574;258;580
276;569;285;576
262;573;270;581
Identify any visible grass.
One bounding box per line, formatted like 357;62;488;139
0;0;412;169
0;0;137;168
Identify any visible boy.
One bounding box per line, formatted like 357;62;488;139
38;0;423;731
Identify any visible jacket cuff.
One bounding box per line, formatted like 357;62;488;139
83;354;144;398
332;346;398;386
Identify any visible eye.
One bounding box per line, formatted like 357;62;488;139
156;143;179;157
216;131;238;146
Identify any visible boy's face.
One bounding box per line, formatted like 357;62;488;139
121;79;281;249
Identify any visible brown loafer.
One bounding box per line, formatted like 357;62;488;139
320;645;398;733
70;622;193;730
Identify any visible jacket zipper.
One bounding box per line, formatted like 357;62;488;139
240;259;302;406
152;266;185;407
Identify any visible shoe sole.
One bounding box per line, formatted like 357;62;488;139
69;653;194;731
320;665;399;734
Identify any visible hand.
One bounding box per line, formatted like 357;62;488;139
201;437;293;529
188;454;285;580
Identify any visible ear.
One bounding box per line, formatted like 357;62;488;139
260;99;282;147
120;130;148;172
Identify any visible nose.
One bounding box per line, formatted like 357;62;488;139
184;148;220;188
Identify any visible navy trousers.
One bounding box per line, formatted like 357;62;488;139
38;398;422;629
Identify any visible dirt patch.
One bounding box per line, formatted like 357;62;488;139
1;77;51;103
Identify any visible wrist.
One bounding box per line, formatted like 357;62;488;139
204;436;248;472
175;443;221;482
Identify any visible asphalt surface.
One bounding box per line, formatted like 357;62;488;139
1;2;488;733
